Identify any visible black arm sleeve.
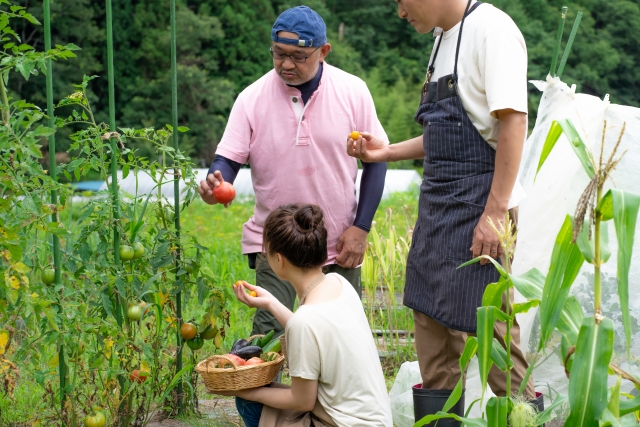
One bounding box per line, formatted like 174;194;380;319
354;161;387;232
208;155;243;184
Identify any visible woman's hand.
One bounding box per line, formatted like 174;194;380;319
233;281;276;311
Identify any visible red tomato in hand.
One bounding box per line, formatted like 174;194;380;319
213;182;236;204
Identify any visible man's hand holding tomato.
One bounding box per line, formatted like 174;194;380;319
197;170;234;207
336;226;368;269
347;131;392;163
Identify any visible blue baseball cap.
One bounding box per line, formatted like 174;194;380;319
271;6;327;48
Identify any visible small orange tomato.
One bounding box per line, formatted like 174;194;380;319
249;291;257;297
234;280;243;288
350;131;360;140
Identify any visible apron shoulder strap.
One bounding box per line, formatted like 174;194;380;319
453;0;482;81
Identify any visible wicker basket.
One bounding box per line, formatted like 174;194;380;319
196;335;285;392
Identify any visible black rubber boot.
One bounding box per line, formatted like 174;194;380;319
530;393;545;427
413;384;465;426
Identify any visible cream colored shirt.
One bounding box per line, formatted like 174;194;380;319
285;273;392;427
429;2;528;207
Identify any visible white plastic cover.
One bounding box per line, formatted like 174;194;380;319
515;76;640;399
390;77;640;424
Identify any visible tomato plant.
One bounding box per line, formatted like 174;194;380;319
0;3;231;425
213;182;236;204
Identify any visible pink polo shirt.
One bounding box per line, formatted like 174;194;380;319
216;63;388;264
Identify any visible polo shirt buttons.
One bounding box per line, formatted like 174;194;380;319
292;97;298;103
302;116;305;121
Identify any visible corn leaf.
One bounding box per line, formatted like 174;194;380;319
538;215;585;349
443;337;478;413
414;412;487;427
565;317;614;427
536;120;563;179
557;296;584;345
608;376;621;418
477;307;508;394
620;395;640;416
611;190;640;355
512;299;540;317
490;338;513;372
486;397;509;427
482;277;509;308
458;255;507;277
558;118;596;178
576;222;611;264
510;268;545;300
537;394;569;425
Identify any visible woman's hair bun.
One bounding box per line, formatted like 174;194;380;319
263;204;328;269
293;205;323;234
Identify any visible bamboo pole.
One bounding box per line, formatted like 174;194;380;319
169;0;183;414
43;0;66;412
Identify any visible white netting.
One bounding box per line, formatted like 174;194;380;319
514;76;640;404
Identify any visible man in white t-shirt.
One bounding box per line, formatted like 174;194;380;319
347;0;543;422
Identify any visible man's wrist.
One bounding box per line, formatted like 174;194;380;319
352;224;371;234
485;192;509;214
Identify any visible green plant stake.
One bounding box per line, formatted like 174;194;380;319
43;0;66;413
557;12;583;79
169;0;183;414
550;6;569;77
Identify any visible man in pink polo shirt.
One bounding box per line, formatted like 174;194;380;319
197;6;388;336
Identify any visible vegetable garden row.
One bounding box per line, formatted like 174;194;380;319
1;0;231;425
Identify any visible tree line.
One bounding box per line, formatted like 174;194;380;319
13;0;640;171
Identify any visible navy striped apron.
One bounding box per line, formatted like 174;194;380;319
404;0;500;333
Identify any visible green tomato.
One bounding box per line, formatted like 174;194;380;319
127;305;143;321
41;268;56;285
132;242;145;259
120;245;134;261
200;324;218;340
70;342;86;357
186;335;204;351
84;411;106;427
185;261;199;275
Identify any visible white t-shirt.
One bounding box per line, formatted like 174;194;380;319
285;273;393;427
428;2;528;207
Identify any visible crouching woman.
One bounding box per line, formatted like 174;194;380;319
216;204;393;427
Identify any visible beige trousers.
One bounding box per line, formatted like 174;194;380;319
258;383;337;427
413;207;536;399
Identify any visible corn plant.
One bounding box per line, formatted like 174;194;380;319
415;118;640;426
